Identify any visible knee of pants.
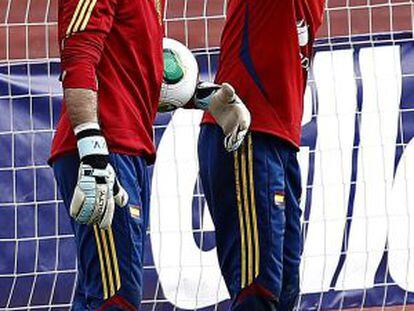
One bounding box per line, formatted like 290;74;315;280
278;278;299;311
71;300;87;311
233;295;278;311
278;294;299;311
96;294;139;311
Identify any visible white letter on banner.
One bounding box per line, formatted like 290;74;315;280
389;138;414;291
335;46;401;290
300;49;357;293
298;85;313;223
150;109;230;309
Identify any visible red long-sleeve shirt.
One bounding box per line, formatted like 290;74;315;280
50;0;164;164
203;0;325;148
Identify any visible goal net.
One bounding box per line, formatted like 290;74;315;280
0;0;413;310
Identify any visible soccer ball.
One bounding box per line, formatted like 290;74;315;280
159;38;199;112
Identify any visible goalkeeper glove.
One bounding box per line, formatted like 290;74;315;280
70;123;128;229
195;82;251;152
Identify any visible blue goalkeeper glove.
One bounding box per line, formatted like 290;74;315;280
195;82;251;152
70;123;128;229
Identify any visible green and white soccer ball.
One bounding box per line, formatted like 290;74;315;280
159;38;199;112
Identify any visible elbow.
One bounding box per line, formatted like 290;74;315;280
61;61;98;91
60;34;104;91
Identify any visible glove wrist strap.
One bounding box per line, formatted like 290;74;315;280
74;122;100;135
194;81;221;111
77;136;108;158
74;122;109;169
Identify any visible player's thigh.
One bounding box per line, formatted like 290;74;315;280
198;124;235;219
53;154;79;216
278;151;302;310
198;126;289;297
108;154;150;306
283;152;302;265
245;133;291;297
281;152;302;280
53;153;149;308
53;154;104;304
198;124;243;295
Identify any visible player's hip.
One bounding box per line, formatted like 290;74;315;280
198;124;302;297
53;153;150;308
198;124;298;163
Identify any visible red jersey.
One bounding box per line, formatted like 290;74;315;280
50;0;164;164
203;0;325;148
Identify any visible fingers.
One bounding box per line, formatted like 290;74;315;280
114;178;129;207
71;186;97;224
211;83;235;108
90;183;109;224
222;94;251;152
99;179;128;228
99;195;115;229
239;99;252;128
70;185;85;219
71;162;129;229
220;83;236;102
224;126;248;152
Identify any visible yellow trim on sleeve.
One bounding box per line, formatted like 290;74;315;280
72;0;92;34
66;0;87;36
79;0;98;31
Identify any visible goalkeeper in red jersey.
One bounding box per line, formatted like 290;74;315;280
49;0;250;309
198;0;325;310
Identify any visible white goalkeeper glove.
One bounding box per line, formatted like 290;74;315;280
195;82;251;152
70;123;128;229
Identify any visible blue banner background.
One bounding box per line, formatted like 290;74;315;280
1;38;414;310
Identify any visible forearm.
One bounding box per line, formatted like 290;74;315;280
65;87;108;169
65;87;128;229
61;35;102;128
64;88;98;129
60;32;109;127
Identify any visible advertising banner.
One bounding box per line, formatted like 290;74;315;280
0;39;413;309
